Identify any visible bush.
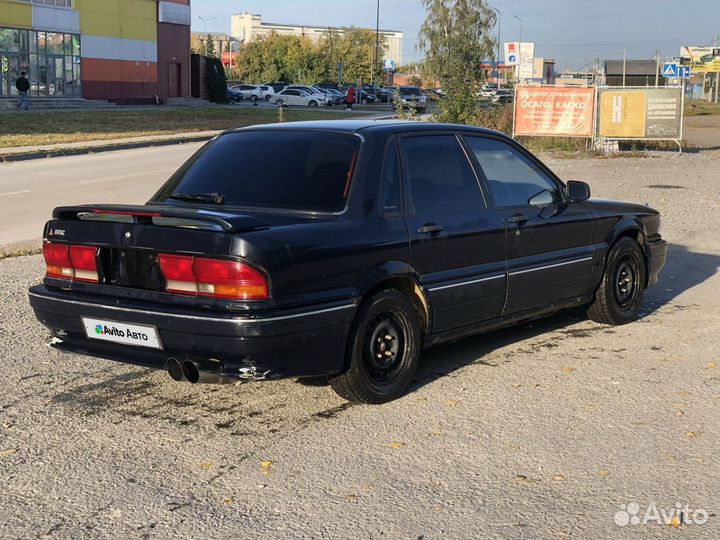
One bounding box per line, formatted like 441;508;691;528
206;57;229;104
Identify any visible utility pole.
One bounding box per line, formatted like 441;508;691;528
715;35;719;103
491;6;501;89
513;14;522;83
654;49;660;87
622;49;626;87
373;0;380;101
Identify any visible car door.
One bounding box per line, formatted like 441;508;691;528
398;133;507;333
463;135;594;315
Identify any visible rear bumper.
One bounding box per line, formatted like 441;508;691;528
28;285;357;380
647;237;668;287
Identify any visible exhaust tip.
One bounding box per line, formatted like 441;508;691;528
166;358;185;382
182;360;201;384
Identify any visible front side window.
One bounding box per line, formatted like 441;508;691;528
399;135;485;217
157;131;360;213
464;136;560;208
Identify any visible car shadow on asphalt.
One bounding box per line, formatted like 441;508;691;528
640;244;719;316
412;308;588;390
412;243;719;391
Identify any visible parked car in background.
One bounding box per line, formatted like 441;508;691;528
230;84;263;102
362;84;391;103
270;88;327;107
29;121;667;403
286;85;334;106
397;86;428;112
422;88;441;101
314;82;341;92
315;86;345;105
478;84;498;99
262;82;289;94
493;89;513;104
259;85;279;101
227;87;244;103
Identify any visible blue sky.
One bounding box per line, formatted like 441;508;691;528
192;0;720;70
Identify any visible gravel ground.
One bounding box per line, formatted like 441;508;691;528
1;150;719;539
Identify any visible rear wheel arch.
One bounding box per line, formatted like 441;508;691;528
361;276;430;336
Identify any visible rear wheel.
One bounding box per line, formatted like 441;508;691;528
587;237;646;325
264;94;272;101
274;99;284;106
308;100;318;108
329;289;421;404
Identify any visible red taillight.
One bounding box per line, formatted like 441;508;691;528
43;243;98;283
158;255;268;300
157;254;197;294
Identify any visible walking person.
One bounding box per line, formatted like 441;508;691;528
15;71;30;111
345;86;355;111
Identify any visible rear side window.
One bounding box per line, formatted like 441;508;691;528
399;135;484;216
159;131;360;212
379;138;402;218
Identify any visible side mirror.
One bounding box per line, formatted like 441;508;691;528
566;180;591;202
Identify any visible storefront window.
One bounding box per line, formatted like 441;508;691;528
0;27;80;97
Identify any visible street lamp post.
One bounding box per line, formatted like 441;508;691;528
491;6;501;89
513;14;522;83
373;0;380;102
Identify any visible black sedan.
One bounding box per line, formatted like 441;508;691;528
29;121;667;403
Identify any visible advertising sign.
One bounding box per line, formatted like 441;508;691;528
505;42;534;79
598;87;682;139
680;46;720;73
514;86;595;137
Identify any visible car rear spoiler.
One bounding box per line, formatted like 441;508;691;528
52;204;268;233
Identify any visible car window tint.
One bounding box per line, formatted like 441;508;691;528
464;136;559;208
399;135;484;216
379;138;402;218
159;132;359;212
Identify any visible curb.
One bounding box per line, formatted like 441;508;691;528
0;134;216;163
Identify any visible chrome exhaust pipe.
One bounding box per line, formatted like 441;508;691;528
181;359;235;385
166;358;185;382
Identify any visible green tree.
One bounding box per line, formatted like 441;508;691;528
334;28;386;84
418;0;496;123
204;34;217;58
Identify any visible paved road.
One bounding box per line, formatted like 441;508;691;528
0;143;203;249
1;150;719;538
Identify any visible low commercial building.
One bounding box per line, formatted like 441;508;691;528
604;60;664;87
0;0;191;102
230;12;404;67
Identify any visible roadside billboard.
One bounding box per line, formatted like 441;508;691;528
514;86;595;137
504;42;535;80
598;87;682;139
680;46;720;73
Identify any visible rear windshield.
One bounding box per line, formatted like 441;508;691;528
158;131;360;212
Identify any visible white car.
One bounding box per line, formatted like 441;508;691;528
270;89;328;108
285;85;334;106
230;85;263;101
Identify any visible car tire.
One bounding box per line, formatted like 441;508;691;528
309;100;318;108
329;289;421;404
275;99;284;106
587;237;646;325
264;94;272;101
251;95;258;102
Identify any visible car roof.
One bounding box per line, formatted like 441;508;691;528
229;119;506;138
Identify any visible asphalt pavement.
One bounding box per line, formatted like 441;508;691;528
1;148;719;538
0;142;204;250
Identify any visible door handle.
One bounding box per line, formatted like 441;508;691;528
508;214;529;225
417;224;445;234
